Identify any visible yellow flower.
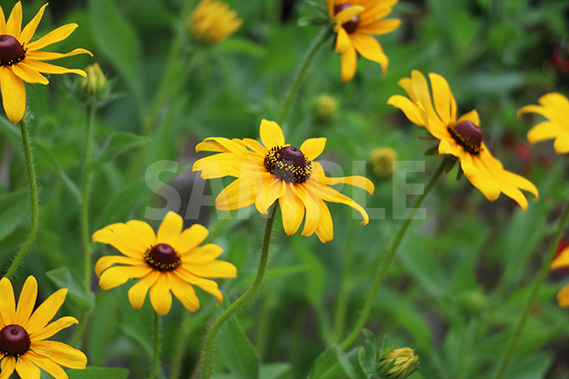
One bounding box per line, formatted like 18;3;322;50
190;0;242;45
327;0;401;82
0;2;92;124
193;119;374;243
388;71;538;210
93;211;237;315
368;147;397;179
551;247;569;307
0;276;87;379
378;347;419;379
518;92;569;154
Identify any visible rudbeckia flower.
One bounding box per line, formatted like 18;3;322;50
192;119;374;243
551;248;569;307
93;211;237;316
0;2;92;124
0;276;87;379
190;0;242;45
387;71;538;210
518;92;569;154
328;0;401;82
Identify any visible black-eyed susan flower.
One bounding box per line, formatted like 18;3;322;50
190;0;242;45
192;119;374;243
388;70;538;210
0;276;87;379
93;211;237;316
328;0;400;82
518;92;569;154
0;2;92;124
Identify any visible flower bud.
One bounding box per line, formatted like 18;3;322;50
368;147;397;180
458;290;486;318
378;347;419;379
75;63;109;103
313;95;338;123
190;0;242;45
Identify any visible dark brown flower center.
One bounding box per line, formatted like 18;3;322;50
0;35;26;66
448;120;483;155
0;324;31;357
334;4;360;34
264;145;312;183
144;243;181;271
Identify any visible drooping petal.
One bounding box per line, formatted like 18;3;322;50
293;184;320;236
15;276;37;326
149;274;173;315
175;269;223;304
173;224;209;255
307;181;370;225
340;45;357;82
156;211;183;244
170;274;200;312
279;183;305;236
315;200;333;243
387;95;426;128
26;23;78;51
260;119;285;148
0;66;26;124
25;289;67;337
23;351;68;378
20;3;48;44
30;316;78;342
128;271;159;309
255;178;285;215
26;48;92;61
335;27;351;54
5;2;22;39
95;255;142;277
300;138;326;161
14;59;87;77
32;341;88;370
215;176;258;211
187;261;237;278
326;175;374;194
98;265;151;290
350;33;388;75
15;354;41;379
357;19;401;35
11;60;49;84
527;121;563;144
0;278;16;325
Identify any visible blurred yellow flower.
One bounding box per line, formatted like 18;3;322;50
193;119;374;243
0;2;92;124
550;247;569;307
388;70;538;210
368;147;397;179
93;211;237;315
0;276;87;379
190;0;242;45
518;92;569;154
327;0;400;82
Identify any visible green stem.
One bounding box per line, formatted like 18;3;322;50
170;311;191;379
340;157;450;350
149;312;162;379
201;206;278;378
494;200;569;379
82;103;96;290
4;118;39;279
277;28;332;125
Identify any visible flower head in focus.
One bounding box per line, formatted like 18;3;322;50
0;276;87;379
193;119;374;243
518;92;569;154
378;347;419;379
0;2;92;123
388;70;538;210
190;0;242;45
93;212;237;315
328;0;400;82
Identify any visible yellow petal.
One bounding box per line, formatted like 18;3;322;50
0;356;16;379
387;95;426;128
15;58;87;77
551;247;569;270
335;27;351;53
300;138;326;161
307;181;370;225
279;183;305;236
182;244;224;262
315;200;333;243
25;289;67;336
15;354;41;379
27;23;78;51
26;48;93;61
259;119;285;148
350;33;388;75
187;260;237;279
429;72;457;126
557;283;569;307
149;274;173;315
20;3;48;45
0;66;26;124
357;19;401;35
170;274;200;312
527;122;563;144
11;61;49;84
335;5;364;25
31;340;87;369
99;265;151;290
15;276;37;326
20;351;67;378
215;176;258;211
176;269;223;304
553;135;569;154
94;255;141;277
293;184;320;236
173;224;209;255
255;178;285;215
30;316;78;342
156;211;183;244
0;5;6;35
128;271;159;309
92;221;155;259
327;175;374;194
340;44;357;82
6;2;22;39
457;109;480;126
0;277;16;325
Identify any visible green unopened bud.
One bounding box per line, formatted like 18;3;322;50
378;347;419;379
368;147;397;180
313;95;338;123
75;63;109;103
458;290;486;318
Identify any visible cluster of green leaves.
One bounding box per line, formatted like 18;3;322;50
1;0;568;378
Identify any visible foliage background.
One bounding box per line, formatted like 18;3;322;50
1;0;569;378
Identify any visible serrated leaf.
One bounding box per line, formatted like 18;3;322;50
46;267;94;310
219;317;260;379
88;132;151;173
68;366;129;379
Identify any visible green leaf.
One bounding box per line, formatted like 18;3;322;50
219;317;260;379
217;36;265;57
88;0;142;102
68;366;129;379
95;178;149;229
310;344;359;379
0;190;28;242
291;236;326;307
259;362;292;379
46;267;94;310
88;132;151;173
